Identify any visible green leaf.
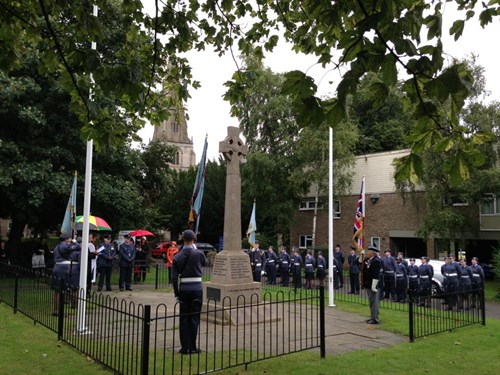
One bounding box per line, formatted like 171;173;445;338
449;20;465;41
394;153;422;185
380;54;397;86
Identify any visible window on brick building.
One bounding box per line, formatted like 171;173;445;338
299;235;313;249
481;194;500;215
299;199;340;217
371;237;380;249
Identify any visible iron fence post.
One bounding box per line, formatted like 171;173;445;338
408;289;414;342
155;264;159;290
481;287;486;326
13;272;19;314
57;279;65;340
141;305;151;375
319;287;325;358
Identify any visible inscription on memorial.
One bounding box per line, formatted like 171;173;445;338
229;259;250;279
213;258;228;277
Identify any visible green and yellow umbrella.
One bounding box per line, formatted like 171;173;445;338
74;215;112;231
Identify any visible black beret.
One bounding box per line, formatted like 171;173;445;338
59;232;72;240
182;229;197;241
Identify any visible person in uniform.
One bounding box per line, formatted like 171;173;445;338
316;251;327;288
134;237;149;283
51;233;80;315
441;254;461;310
407;258;419;300
166;241;179;284
395;257;408;303
348;246;361;294
172;229;207;355
118;234;136;291
251;245;266;282
291;247;302;289
397;252;409;271
382;250;397;300
96;234;115;291
362;245;382;324
334;244;345;288
266;246;278;285
279;246;290;286
304;249;316;289
458;258;473;310
469;257;485;308
418;256;433;307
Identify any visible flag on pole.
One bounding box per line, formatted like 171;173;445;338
189;135;208;233
246;200;257;247
61;171;77;236
352;176;365;250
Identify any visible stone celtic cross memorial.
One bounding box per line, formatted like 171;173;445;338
203;126;261;308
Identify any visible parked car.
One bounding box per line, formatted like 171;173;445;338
151;242;172;259
195;242;217;255
404;258;445;295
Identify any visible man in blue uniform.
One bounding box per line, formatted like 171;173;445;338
304;249;316;289
348;246;361;294
407;258;419;300
363;245;382;324
382;250;397;300
458;258;473;310
441;254;461;310
172;229;207;355
316;251;327;288
469;257;485;308
418;256;433;307
118;234;136;291
291;247;302;289
266;246;278;285
279;246;290;286
334;244;345;288
96;234;115;292
249;241;265;282
395;257;408;303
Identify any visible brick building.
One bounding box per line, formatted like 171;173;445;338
290;149;500;262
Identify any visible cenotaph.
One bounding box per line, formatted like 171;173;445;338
203;127;261;308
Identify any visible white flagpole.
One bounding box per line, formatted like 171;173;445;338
77;3;98;334
328;127;335;307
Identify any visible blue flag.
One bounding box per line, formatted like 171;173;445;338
61;171;77;235
246;201;257;247
189;136;208;233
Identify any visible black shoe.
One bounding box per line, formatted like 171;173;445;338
120;288;124;291
178;349;188;355
97;288;102;292
190;348;202;354
367;319;380;325
106;289;112;292
126;288;133;291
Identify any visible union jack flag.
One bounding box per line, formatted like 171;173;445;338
353;176;365;249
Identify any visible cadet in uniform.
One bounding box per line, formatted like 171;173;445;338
382;250;397;300
291;247;302;289
469;257;485;308
395;257;408;303
441;254;461;310
418;256;433;307
266;246;278;285
407;258;419;299
348;246;360;294
304;249;316;289
279;246;290;286
172;229;207;355
363;245;381;324
458;258;473;310
316;251;327;288
249;240;265;282
96;234;115;291
118;234;136;291
333;244;345;288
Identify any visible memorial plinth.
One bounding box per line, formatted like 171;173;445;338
202;126;270;325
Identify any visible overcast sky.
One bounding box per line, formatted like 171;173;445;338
138;3;500;162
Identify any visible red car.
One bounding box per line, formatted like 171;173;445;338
150;242;172;259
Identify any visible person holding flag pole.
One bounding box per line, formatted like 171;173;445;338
352;176;366;286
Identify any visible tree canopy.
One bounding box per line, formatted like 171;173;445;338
2;1;499;186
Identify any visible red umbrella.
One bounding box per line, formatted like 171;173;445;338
129;229;155;237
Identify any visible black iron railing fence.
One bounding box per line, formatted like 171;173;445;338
0;262;324;375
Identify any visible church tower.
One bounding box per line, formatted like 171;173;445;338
152;109;196;171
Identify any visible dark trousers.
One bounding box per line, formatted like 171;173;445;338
97;266;112;290
280;268;289;286
396;278;407;302
349;272;360;293
384;274;396;299
119;265;132;289
179;290;203;352
253;268;262;282
267;265;276;284
293;270;302;289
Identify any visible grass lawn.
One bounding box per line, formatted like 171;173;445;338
484;278;500;301
2;296;499;375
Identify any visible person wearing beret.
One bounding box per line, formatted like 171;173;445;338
96;234;115;292
118;235;136;291
362;245;382;324
172;229;207;354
